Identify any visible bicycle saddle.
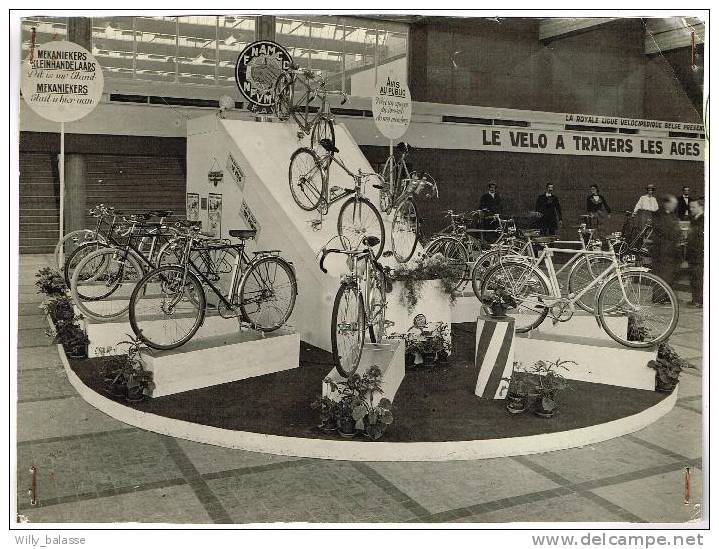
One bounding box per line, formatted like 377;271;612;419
532;236;558;245
319;138;339;154
149;210;173;218
362;235;381;247
229;229;257;240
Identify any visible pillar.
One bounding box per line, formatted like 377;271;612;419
255;16;276;42
63;17;92;233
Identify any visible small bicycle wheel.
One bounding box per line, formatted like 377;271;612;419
470;249;505;301
129;266;206;350
391;198;419;264
71;248;145;321
289;147;325;211
64;240;106;287
331;282;365;378
596;270;679;348
273;73;293;121
424;236;469;292
367;269;387;343
337;197;385;260
239;256;297;331
567;255;615;313
480;260;550;332
54;229;99;270
310;117;335;152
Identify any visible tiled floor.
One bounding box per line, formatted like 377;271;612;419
15;254;704;524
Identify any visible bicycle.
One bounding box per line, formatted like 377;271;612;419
289;139;386;259
273;64;346;150
319;235;391;377
129;226;297;351
479;233;679;348
53;204;114;269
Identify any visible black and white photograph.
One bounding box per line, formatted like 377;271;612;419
8;5;710;538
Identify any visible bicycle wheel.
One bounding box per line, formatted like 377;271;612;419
54;229;99;270
337;197;385;260
391;198;419;263
239;256;297;331
331;282;365;378
310;117;335;152
273;73;293;121
129;266;206;350
379;157;394;213
470;248;506;301
424;236;469;292
367;269;386;343
71;248;145;321
63;240;108;287
480;260;550;332
596;270;679;348
567;255;615;313
289;147;325;211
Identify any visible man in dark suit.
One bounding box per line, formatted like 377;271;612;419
535;183;562;236
479;181;503;215
651;195;682;292
686;197;704;307
676;186;692;219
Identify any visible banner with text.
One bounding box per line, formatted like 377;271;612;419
470;127;704;162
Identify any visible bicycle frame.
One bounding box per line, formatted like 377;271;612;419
287;71;332;134
317;152;369;208
381;151;412;205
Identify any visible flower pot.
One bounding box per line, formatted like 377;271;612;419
107;381;127;399
505;393;528;414
490;303;508;319
125;386;147;403
533;399;557;418
337;417;356;437
363;422;385;440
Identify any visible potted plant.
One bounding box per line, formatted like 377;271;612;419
525;358;574;418
40;295;75;324
35;267;67;297
335;398;358;437
389;252;464;313
648;343;687;393
482;285;517;319
402;321;451;367
98;335;155;402
310;396;339;434
356;396;394;440
502;362;529;414
46;321;89;359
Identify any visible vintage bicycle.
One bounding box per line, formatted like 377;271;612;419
53;204;115;269
273;64;346;150
319;235;391;377
479;232;679;348
289;139;386;259
129;225;297;350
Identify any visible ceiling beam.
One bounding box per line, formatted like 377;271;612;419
538;18;617;42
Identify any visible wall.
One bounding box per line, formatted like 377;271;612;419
408;18;702;123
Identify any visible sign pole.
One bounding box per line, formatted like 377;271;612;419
389;139;394;191
59;121;65;244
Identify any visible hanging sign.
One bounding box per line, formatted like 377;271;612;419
234;40;293;111
372;74;412;140
20;40;104;123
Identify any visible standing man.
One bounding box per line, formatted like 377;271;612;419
686;197;704;307
676;186;692;219
651;194;682;291
479;181;503;215
586;184;611;236
535;183;562;236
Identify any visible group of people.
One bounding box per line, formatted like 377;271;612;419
477;181;704;307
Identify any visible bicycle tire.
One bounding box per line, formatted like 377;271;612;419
310;117;335;152
480;259;550;332
337;196;386;260
54;229;100;270
331;282;365;378
129;266;207;350
470;248;506;301
71;247;145;321
273;73;293;121
239;255;297;332
63;240;109;287
289;147;325;211
567;255;615;313
596;270;679;348
367;269;386;343
379;156;394;213
424;235;469;292
391;198;419;264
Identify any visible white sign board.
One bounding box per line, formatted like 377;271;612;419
372;75;412;140
20;40;104;123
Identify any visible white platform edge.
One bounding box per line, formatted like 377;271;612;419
57;344;677;462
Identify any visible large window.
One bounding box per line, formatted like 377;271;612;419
20;15;406;95
275;16;407;96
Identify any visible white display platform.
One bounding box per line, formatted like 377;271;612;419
143;327;299;397
515;332;657;390
533;311;627;340
322;339;406;404
187;116;412;352
84;312;244;358
451;293;483;323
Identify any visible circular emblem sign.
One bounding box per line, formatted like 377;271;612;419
20;40;104;123
235;40;293;108
372;74;412;140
